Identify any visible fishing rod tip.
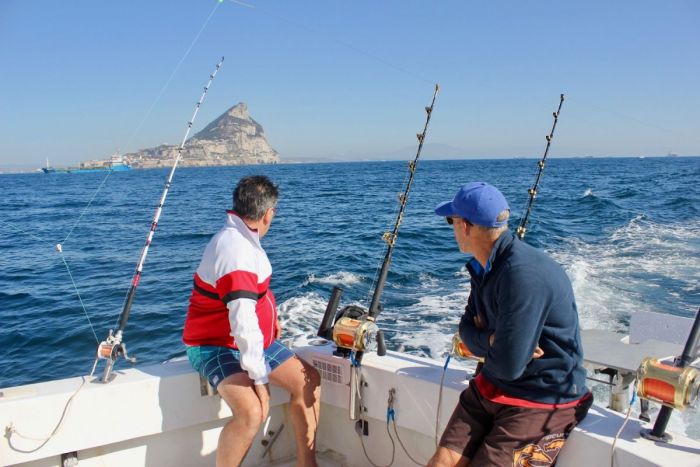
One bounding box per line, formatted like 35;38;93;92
560;93;565;100
435;83;440;93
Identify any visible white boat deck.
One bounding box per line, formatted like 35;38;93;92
268;450;345;466
2;332;699;466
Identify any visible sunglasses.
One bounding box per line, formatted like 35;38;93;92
446;217;472;226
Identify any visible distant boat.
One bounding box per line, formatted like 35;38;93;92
667;152;679;157
70;153;132;173
40;158;68;174
41;154;132;173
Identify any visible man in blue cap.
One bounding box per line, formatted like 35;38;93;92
427;182;592;467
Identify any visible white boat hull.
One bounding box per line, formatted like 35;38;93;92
2;339;699;467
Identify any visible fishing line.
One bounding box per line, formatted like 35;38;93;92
60;170;113;246
227;0;433;85
113;56;224;332
50;1;221;250
231;1;691;152
366;168;411;303
584;101;695;144
366;85;439;321
517;94;564;239
0;221;100;344
123;1;222;150
99;57;225;383
59;252;99;344
0;219;51;246
4;2;223;367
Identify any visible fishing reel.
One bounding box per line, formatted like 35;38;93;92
313;84;440;364
96;329;136;383
451;332;484;363
637;357;699;410
317;286;386;361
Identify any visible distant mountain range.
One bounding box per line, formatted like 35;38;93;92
125;102;280;168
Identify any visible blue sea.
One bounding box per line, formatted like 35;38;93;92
2;157;699;431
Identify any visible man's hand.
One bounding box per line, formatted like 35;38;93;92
456;338;476;358
254;383;270;422
275;319;282;339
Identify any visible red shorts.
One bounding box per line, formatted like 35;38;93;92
439;381;593;466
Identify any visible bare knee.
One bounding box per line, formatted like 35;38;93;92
292;363;320;405
304;364;321;390
234;403;263;435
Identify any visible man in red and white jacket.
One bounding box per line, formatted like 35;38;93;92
183;176;320;467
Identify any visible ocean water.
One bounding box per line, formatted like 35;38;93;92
1;157;699;434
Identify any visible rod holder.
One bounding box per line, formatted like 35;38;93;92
376;330;387;356
318;286;343;339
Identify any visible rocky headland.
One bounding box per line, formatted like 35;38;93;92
125;102;280;168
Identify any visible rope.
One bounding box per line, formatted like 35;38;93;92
391;419;423;465
5;358;98;453
435;354;451;448
353;366;396;467
610;384;638;467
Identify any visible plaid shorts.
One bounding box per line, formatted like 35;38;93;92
186;340;295;388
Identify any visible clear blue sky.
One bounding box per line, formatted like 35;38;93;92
1;0;699;166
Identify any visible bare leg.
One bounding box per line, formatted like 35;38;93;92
427;447;470;467
269;355;321;467
216;372;263;467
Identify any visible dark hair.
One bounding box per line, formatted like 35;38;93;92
233;176;279;221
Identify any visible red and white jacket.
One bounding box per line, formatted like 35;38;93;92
183;211;278;384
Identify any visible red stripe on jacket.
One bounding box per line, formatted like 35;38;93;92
182;272;277;349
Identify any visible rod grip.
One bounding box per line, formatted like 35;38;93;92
317;286;343;339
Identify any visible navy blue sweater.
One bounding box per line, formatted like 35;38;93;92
460;231;587;404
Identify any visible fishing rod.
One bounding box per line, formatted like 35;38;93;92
316;83;440;364
516;93;565;240
452;93;565;360
97;57;224;383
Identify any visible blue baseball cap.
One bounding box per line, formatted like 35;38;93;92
435;182;510;227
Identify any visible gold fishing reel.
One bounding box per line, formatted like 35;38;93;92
332;316;380;353
451;332;484;362
451;332;471;358
637;357;700;410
